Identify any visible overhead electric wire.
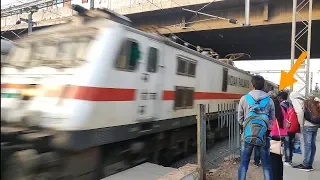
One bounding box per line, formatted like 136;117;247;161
165;17;217;28
144;0;240;57
144;0;204;51
145;0;197;32
153;0;241;31
169;0;256;62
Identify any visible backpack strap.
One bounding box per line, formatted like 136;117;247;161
280;105;287;119
244;94;256;106
259;97;270;108
304;100;311;112
280;101;289;112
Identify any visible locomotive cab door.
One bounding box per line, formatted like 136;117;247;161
136;39;164;122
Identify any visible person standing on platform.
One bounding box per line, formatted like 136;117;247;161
278;91;300;166
270;91;288;180
238;75;275;180
291;92;320;171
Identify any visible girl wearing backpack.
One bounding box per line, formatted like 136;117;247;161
278;91;300;166
284;104;300;166
270;94;288;180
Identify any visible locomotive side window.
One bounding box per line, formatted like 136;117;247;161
147;47;158;73
174;87;184;108
115;39;140;71
177;58;187;74
185;88;194;107
188;62;196;76
176;56;196;77
222;68;228;92
174;86;194;109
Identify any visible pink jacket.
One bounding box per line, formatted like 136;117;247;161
270;106;288;137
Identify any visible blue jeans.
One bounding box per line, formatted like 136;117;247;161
284;132;295;163
303;126;318;167
238;138;272;180
254;146;261;163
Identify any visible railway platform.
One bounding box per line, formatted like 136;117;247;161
102;133;319;180
284;133;320;180
101;163;199;180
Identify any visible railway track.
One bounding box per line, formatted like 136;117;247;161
171;138;231;169
1;119;230;180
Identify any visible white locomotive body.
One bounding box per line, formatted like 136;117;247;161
1;6;278;180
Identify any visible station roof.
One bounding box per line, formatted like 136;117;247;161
175;20;320;60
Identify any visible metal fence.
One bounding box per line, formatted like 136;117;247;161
196;102;241;175
196;103;241;179
217;103;241;161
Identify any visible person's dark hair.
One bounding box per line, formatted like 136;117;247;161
272;97;284;128
251;75;265;90
278;91;288;101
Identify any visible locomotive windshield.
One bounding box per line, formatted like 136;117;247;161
4;36;93;69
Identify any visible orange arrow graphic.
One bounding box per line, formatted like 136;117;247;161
279;51;308;90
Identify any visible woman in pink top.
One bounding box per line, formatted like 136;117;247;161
270;103;288;137
269;92;287;180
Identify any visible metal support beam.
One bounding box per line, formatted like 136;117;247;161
290;0;297;91
296;73;307;84
290;0;313;96
16;11;36;35
197;104;206;180
306;0;313;96
263;1;269;21
28;12;34;35
298;86;305;93
245;0;250;26
181;16;186;28
90;0;95;9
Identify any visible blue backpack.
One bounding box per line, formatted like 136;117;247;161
243;94;271;146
